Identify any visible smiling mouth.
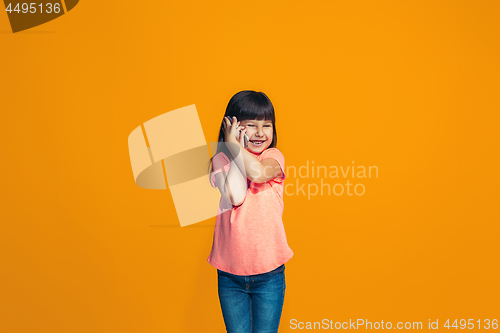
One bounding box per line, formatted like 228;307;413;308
249;139;266;147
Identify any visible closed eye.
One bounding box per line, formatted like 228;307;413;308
244;124;272;127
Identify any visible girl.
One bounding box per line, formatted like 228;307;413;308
207;90;294;333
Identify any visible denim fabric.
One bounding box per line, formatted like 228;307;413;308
217;264;286;333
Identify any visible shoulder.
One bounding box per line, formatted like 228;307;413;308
213;151;230;163
260;148;285;163
212;151;230;170
260;148;286;182
261;148;284;158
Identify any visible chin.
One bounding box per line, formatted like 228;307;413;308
248;143;270;153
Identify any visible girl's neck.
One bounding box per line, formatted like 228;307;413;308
247;148;265;156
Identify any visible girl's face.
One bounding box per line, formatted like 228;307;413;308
240;119;274;154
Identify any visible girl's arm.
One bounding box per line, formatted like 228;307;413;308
226;136;283;184
213;150;248;207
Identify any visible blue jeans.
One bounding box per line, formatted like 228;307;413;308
217;264;286;333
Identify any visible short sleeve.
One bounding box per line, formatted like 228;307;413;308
210;152;231;187
260;148;286;183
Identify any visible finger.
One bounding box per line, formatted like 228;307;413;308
239;128;247;145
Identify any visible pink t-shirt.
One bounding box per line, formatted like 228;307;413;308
207;147;294;275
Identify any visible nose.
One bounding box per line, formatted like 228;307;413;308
255;126;265;138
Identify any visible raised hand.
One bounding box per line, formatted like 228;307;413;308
222;116;244;144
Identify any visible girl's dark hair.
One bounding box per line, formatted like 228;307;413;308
207;90;278;187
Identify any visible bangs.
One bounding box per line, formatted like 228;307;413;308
233;92;275;122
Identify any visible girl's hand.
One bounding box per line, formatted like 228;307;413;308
222;116;244;144
238;126;248;148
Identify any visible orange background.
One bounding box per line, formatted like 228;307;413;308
1;1;499;332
